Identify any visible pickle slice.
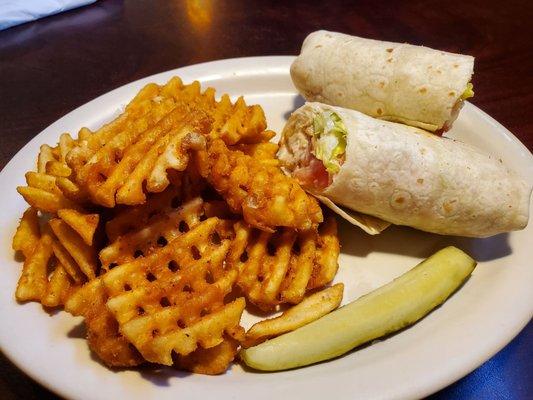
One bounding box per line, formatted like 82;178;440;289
241;246;476;371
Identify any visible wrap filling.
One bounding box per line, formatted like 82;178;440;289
278;109;347;191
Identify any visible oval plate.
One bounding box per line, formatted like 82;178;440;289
0;57;532;400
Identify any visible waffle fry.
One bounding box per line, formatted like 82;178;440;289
243;283;344;348
99;197;205;271
41;265;78;308
17;173;80;213
230;217;340;310
102;218;245;366
51;239;85;284
57;209;99;246
66;78;190;182
49;219;98;280
67;80;214;207
113;117;209;206
15;233;53;302
12;207;40;258
65;279;144;367
211;95;271;145
232;141;280;167
175;336;240;375
196;138;323;231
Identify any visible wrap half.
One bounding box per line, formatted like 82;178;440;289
291;31;475;133
277;102;531;237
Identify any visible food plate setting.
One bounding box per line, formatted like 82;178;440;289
0;32;532;400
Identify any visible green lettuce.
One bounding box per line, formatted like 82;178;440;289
312;111;347;173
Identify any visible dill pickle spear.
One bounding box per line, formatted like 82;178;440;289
241;246;476;371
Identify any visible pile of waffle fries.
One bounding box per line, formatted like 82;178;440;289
12;77;342;374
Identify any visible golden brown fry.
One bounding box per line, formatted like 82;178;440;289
51;240;85;284
12;207;40;258
113;115;209;206
102;218;245;365
243;283;344;348
230;217;340;310
196;139;323;231
64;279;144;367
41;264;79;308
231;141;279;167
57;209;99;246
307;217;341;290
49;219;98;280
15;234;53;302
37;144;56;174
175;336;240;375
211;95;271;145
99;197;205;271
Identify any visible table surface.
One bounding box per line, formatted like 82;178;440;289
0;0;531;398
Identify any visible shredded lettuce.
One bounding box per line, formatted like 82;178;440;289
461;82;474;100
312;111;347;173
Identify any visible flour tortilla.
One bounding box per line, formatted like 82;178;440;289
279;103;531;237
291;31;474;132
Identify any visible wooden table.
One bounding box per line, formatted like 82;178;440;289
0;1;531;398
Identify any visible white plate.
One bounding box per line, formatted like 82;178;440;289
0;57;532;400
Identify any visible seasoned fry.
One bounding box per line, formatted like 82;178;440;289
243;284;344;348
12;207;40;258
51;240;85;284
102;218;244;366
196;138;323;231
15;233;53;302
65;279;144;367
57;209;99;246
49;219;98;280
41;264;78;308
230;217;340;310
99;197;206;271
175;336;240;375
211;95;271;145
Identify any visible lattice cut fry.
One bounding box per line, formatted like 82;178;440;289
113;116;210;206
58;209;99;246
232;141;280;167
120;298;245;366
307;217;341;290
243;283;344;348
41;264;79;308
211;95;271;145
51;240;85;284
196;138;323;231
37;144;57;173
64;279;144;367
18;172;81;213
49;219;98;280
175;336;240;375
99;197;205;271
105;185;183;242
231;217;340;310
12;207;40;258
101;218;244;365
15;234;53;302
68;80;215;207
66;78;190;183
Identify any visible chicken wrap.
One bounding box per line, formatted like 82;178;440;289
291;31;475;133
277;102;531;237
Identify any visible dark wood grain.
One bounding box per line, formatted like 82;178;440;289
0;0;531;399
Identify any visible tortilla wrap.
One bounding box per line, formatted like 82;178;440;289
278;102;531;237
291;31;474;133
